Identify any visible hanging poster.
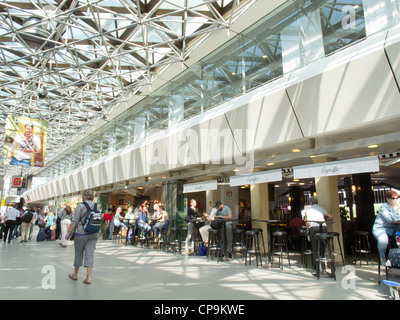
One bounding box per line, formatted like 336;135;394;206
3;116;48;167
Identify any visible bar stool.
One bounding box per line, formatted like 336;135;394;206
300;227;312;268
168;226;182;254
232;228;246;260
252;228;267;259
327;231;345;265
158;222;169;251
181;226;188;252
137;226;151;247
315;233;336;280
207;228;222;262
245;229;262;267
353;231;374;266
271;231;290;269
112;226;122;243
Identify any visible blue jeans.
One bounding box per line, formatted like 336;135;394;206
10;158;31;166
138;222;151;235
373;226;396;261
153;221;168;238
108;220;114;239
114;220;127;231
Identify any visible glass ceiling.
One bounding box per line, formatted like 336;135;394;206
0;0;251;175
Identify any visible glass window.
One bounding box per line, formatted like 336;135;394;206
320;0;366;55
363;0;400;36
281;4;325;73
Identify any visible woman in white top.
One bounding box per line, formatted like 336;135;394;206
113;207;127;232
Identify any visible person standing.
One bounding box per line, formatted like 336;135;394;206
3;204;21;243
372;190;400;265
66;189;99;285
185;199;201;255
20;207;34;242
214;201;233;258
59;205;72;248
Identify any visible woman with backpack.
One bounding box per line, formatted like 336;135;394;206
66;189;99;285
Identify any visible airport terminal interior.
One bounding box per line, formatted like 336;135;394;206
1;0;400;301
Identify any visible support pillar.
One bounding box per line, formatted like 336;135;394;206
250;179;270;255
352;173;375;236
162;180;187;227
313;157;343;258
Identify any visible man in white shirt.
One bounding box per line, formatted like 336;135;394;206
305;197;333;270
4;123;41;167
3;204;21;243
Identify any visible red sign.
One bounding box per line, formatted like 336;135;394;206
11;176;23;188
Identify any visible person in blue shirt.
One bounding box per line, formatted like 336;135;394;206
373;190;400;265
138;204;151;237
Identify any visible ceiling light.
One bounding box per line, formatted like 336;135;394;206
292;148;301;153
367;144;378;149
266;162;274;166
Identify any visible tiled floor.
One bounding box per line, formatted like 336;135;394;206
0;226;392;300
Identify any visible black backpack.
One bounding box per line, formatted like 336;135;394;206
22;211;33;223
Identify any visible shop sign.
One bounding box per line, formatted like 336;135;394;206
293;156;379;179
230;169;282;187
183;180;218;193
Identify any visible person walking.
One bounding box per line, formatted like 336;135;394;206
66;189;99;285
3;204;21;243
59;205;72;248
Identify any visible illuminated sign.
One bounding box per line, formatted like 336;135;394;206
11;176;23;188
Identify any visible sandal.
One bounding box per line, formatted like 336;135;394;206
83;279;91;285
68;273;78;281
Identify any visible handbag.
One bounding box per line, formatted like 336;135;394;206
388;248;400;268
210;217;224;230
198;243;207;256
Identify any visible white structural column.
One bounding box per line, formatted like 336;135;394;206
250;169;270;255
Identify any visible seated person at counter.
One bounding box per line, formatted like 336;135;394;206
114;207;127;233
215;201;233;259
305;196;333;269
199;201;218;244
123;207;135;227
138;205;151;237
373;190;400;266
152;204;169;239
151;202;162;225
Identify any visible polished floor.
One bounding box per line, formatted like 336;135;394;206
0;226;393;300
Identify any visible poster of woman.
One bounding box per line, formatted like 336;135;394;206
3;116;48;167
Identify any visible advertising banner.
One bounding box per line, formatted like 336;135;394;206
3;116;48;167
